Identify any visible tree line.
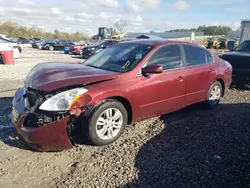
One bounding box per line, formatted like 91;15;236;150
0;21;89;41
166;25;234;36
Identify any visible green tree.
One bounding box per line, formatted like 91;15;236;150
165;25;232;36
0;21;89;41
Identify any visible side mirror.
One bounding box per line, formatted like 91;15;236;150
142;64;163;75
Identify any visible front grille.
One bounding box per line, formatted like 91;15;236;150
24;112;67;128
26;88;45;109
27;90;37;107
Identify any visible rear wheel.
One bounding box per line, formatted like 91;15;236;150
84;99;128;146
49;46;54;51
204;81;222;109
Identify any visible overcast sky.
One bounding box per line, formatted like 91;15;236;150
0;0;249;36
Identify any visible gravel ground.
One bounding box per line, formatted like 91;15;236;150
0;47;250;188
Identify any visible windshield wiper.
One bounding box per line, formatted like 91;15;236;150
86;65;122;73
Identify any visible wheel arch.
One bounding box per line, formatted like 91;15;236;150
83;91;134;125
215;77;225;97
105;96;133;125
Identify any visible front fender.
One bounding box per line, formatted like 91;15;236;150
70;90;131;109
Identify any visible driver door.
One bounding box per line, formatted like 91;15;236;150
132;44;186;120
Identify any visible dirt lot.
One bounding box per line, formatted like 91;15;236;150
0;47;250;188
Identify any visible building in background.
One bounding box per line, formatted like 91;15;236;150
228;31;241;39
240;20;250;44
124;32;204;40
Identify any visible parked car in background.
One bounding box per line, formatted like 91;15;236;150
30;38;41;44
0;38;21;58
41;40;58;50
32;39;57;49
11;39;232;151
17;37;31;44
32;39;45;48
47;40;75;51
219;40;250;88
81;39;120;58
0;35;22;53
0;42;20;59
69;43;88;55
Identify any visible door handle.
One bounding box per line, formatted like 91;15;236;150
176;76;184;82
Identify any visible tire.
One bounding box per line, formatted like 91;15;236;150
18;46;22;53
204;81;223;109
80;49;83;56
84;99;128;146
49;46;54;51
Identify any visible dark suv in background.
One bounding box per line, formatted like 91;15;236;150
219;40;250;88
81;39;120;58
47;40;75;51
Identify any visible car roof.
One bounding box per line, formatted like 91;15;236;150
119;39;200;46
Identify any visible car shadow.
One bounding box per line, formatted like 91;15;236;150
0;97;32;151
125;103;250;188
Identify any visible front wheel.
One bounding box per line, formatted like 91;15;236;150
80;49;83;56
204;81;222;109
84;99;128;146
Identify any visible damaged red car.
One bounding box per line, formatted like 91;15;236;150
11;40;232;151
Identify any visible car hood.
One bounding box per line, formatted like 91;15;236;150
25;62;119;92
221;51;250;57
85;44;100;48
220;51;250;69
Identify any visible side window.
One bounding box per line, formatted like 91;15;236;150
183;45;206;66
205;50;213;64
147;45;182;70
235;41;250;53
243;41;250;52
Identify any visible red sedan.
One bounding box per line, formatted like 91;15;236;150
69;43;87;55
12;40;232;151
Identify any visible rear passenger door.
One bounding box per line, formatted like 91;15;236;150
182;44;216;105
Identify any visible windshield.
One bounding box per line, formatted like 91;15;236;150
83;43;154;73
234;41;250;53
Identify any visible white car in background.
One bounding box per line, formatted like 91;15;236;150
0;37;20;59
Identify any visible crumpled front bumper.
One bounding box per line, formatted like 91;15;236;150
13;114;73;151
11;88;73;151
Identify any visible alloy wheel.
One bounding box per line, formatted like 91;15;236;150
96;108;123;140
208;85;221;105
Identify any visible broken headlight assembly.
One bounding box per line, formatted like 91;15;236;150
39;88;88;111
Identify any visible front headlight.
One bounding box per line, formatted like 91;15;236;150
39;88;88;111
